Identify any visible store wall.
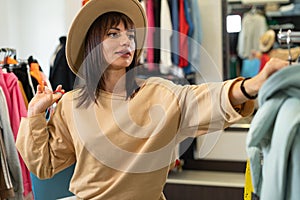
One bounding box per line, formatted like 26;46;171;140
197;0;223;83
0;0;81;75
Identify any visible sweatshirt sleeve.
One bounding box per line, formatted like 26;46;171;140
177;78;255;138
16;103;76;179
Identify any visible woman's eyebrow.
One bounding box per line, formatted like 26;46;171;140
108;27;135;32
109;27;120;31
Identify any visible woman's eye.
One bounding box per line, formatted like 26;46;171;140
107;32;120;38
128;34;135;40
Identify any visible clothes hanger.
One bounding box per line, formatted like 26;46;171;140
0;48;24;72
250;5;257;14
276;29;300;64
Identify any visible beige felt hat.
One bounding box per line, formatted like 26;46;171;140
259;29;276;53
66;0;147;77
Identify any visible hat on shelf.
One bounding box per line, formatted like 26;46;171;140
259;29;276;53
66;0;147;77
265;3;280;12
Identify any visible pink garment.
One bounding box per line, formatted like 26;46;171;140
2;71;27;137
146;0;155;71
178;0;189;68
0;69;12;121
1;69;32;196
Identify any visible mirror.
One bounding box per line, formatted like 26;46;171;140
222;0;300;81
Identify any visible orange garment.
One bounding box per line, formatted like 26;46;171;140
82;0;90;6
5;56;18;64
30;63;43;86
18;81;28;109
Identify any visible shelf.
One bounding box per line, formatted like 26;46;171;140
167;170;245;188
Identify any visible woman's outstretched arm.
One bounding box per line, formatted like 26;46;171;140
229;58;289;106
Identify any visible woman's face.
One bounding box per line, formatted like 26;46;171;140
102;22;136;70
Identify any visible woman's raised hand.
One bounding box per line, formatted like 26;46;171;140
27;81;64;117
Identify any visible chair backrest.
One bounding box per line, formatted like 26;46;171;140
30;164;75;200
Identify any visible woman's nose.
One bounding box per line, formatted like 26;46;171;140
120;33;131;46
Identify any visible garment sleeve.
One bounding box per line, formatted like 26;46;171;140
176;78;255;139
16;103;75;179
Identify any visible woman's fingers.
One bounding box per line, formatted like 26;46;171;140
37;81;51;93
37;84;43;93
264;58;289;78
53;85;65;103
55;85;63;91
36;83;65;103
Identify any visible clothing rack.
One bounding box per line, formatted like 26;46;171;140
277;29;300;64
277;30;300;43
1;62;27;72
0;48;16;60
269;23;295;31
0;48;28;72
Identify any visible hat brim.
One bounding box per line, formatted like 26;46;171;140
259;30;275;53
66;0;147;78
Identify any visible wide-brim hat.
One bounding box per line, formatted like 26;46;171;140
259;29;275;53
66;0;147;78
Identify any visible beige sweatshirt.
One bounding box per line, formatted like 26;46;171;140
16;77;254;199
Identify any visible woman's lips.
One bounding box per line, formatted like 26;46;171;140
116;50;132;58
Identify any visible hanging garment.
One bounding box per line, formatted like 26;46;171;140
146;0;156;71
160;0;172;74
139;0;146;64
0;70;32;197
189;0;203;70
241;58;260;78
18;81;29;109
170;0;179;66
178;0;189;68
12;63;35;102
0;127;15;199
49;36;76;92
259;53;270;72
153;0;161;64
182;0;194;74
247;64;300;200
237;12;268;59
30;63;43;86
0;88;23;199
28;56;53;92
82;0;89;6
1;71;27;139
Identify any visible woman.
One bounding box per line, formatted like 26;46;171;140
16;0;289;199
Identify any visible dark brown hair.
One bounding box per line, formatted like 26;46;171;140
75;12;139;108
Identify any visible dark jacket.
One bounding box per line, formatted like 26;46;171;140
49;36;76;92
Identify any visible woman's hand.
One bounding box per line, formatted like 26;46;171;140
27;81;64;117
250;58;290;92
229;58;289;106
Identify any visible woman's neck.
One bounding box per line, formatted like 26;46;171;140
102;68;126;94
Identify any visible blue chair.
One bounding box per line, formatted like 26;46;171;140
30;164;75;200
